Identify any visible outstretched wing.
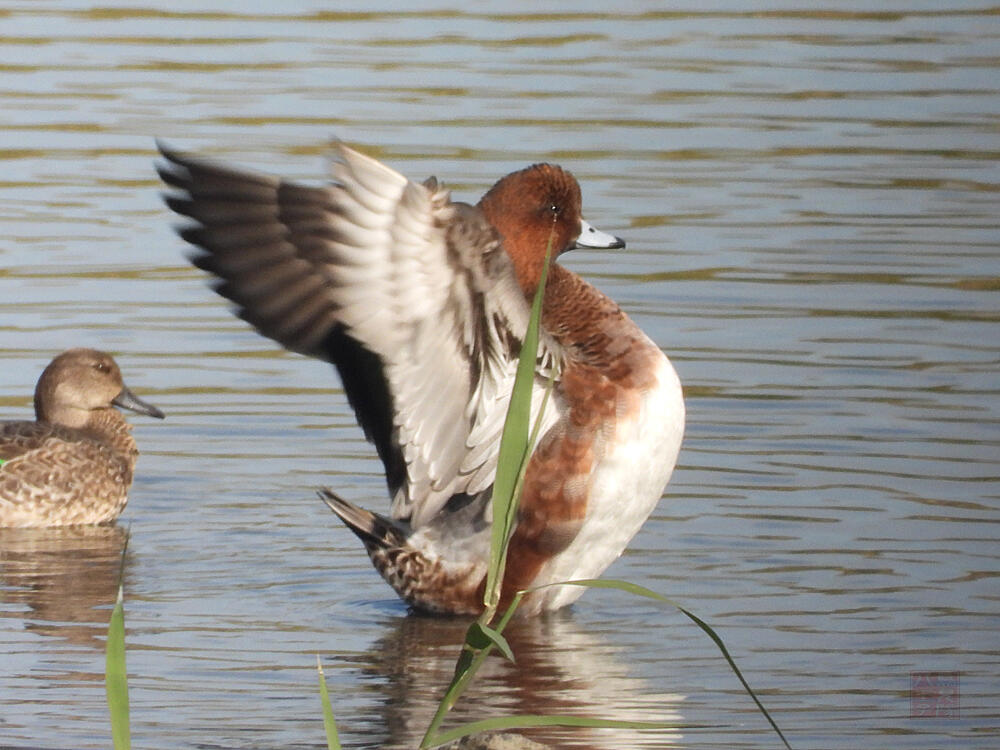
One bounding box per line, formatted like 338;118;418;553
158;142;550;527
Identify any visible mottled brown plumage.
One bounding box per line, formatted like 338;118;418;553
0;349;164;528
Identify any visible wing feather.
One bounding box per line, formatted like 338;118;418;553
158;141;555;529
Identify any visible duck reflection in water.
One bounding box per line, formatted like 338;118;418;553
342;611;685;749
0;524;130;650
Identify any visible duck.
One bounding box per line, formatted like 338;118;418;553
0;348;164;528
157;141;684;616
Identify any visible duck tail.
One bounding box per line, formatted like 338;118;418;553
319;487;486;616
318;488;407;552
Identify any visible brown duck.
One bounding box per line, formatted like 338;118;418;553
0;348;164;527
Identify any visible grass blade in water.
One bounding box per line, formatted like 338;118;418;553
484;242;552;611
533;578;793;750
422;244;553;747
105;583;130;750
316;656;342;750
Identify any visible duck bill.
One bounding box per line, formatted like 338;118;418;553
112;385;165;419
574;219;625;250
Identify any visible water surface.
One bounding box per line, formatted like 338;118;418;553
0;2;997;748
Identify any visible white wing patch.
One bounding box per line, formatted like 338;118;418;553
325;146;564;528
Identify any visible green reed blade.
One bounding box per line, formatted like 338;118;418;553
105;581;130;750
421;593;526;747
420;225;791;750
484;240;552;612
423;239;553;747
316;656;342;750
468;621;515;663
528;578;793;750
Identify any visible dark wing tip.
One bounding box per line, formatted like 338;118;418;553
154;139;198;197
155;138;190;166
318;488;407;550
163;194;195;217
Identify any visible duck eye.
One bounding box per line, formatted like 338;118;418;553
94;361;110;373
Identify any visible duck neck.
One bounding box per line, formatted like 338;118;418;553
539;265;639;372
80;409;140;461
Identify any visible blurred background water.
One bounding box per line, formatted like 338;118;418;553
0;1;997;748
